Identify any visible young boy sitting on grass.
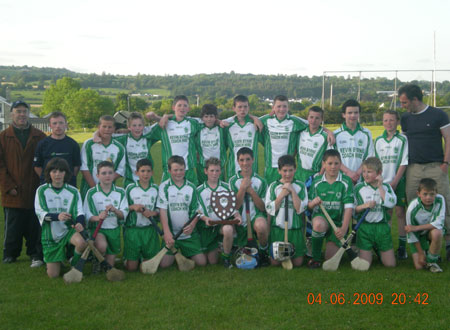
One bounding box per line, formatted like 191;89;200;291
124;159;160;272
354;157;397;268
197;157;242;268
307;149;354;268
405;178;445;273
84;161;129;269
265;155;308;267
158;155;206;268
34;158;87;278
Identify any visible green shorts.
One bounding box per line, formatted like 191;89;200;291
42;228;76;263
295;168;316;185
409;234;430;254
198;224;220;253
164;231;203;257
234;214;265;247
356;221;393;252
264;167;281;185
98;227;121;255
124;226;160;261
325;228;342;247
270;226;306;258
395;177;406;207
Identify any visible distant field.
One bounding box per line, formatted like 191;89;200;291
9;90;45;104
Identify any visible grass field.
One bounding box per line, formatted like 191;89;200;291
0;126;449;329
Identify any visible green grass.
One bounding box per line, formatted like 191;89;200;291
9;90;45;104
1;126;449;329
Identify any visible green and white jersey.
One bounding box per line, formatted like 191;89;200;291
157;178;199;240
228;172;267;226
125;181;159;228
308;172;354;224
374;130;408;184
334;123;374;172
224;115;259;178
35;183;83;243
84;184;129;229
196;124;227;167
80;138;126;196
298;126;329;173
114;124;157;183
260;114;306;169
197;181;231;221
406;195;445;243
149;116;200;172
354;182;397;223
265;180;308;229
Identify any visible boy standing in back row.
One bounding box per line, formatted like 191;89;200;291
34;111;81;187
334;100;374;184
148;96;201;185
80;115;125;199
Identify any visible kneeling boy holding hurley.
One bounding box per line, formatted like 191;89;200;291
197;157;242;268
406;178;445;273
124;159;160;272
265;155;308;267
158;156;206;268
307;149;354;268
35;158;87;278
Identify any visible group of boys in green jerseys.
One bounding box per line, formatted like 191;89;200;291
34;93;445;277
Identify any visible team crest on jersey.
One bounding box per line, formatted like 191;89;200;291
113;201;118;207
313;142;319;148
184;127;189;133
63;199;69;206
151;196;155;203
185;194;189;201
358;139;363;146
248;131;252;138
394;147;399;154
284;126;289;132
336;192;342;198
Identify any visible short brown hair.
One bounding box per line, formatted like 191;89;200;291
48;111;67;123
363;157;382;173
97;160;114;174
127;112;144;125
418;178;437;192
44;158;72;184
383;110;400;121
168;155;185;170
205;157;221;170
99;115;115;125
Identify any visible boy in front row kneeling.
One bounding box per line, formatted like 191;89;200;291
406;178;445;273
307;149;354;268
265;155;308;267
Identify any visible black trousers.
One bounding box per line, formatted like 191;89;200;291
3;208;42;260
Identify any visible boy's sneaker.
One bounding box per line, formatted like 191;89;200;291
307;259;321;269
223;258;233;269
427;262;443;273
396;246;408;260
3;257;16;264
30;258;44;268
92;259;101;274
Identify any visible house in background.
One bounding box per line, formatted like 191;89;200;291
0;96;49;132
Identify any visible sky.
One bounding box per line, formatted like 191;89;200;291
1;0;450;82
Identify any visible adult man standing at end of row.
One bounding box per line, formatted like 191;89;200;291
0;101;46;266
399;84;450;261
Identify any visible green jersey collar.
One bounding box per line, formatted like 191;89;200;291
381;129;399;141
342;122;362;135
